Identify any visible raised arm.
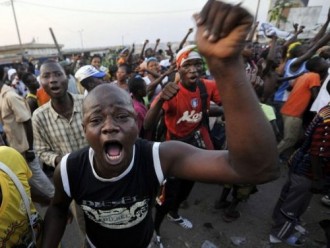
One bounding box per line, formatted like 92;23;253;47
126;43;135;66
139;39;149;61
42;164;72;248
176;28;194;53
146;64;176;100
153;38;160;54
166;42;175;62
292;31;330;71
144;81;179;131
308;8;330;48
160;0;279;184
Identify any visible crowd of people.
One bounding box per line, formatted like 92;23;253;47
0;0;330;247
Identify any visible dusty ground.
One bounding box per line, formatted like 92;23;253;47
155;165;329;248
39;164;330;248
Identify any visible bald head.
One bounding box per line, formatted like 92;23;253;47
83;84;133;114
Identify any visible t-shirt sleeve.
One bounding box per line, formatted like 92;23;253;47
309;73;321;88
205;80;221;105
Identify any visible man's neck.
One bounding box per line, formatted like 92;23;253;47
51;93;73;114
181;81;197;92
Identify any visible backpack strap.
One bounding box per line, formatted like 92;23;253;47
0;161;37;244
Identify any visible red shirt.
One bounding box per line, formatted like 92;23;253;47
160;79;221;148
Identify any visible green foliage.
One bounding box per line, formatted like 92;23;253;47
268;0;293;27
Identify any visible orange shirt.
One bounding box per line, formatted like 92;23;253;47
281;72;320;118
36;87;50;106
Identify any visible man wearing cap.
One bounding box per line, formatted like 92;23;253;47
75;65;106;96
144;45;221;243
7;68;28;97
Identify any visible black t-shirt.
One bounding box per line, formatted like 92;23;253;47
65;139;161;248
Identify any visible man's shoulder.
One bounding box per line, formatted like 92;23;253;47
201;78;216;84
201;79;217;89
68;146;90;160
1;86;21;99
32;102;51;118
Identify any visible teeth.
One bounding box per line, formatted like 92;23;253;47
107;154;120;160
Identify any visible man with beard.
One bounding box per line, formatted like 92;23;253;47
41;1;279;247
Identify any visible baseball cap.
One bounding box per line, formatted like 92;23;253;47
75;65;106;82
176;45;202;68
7;68;17;80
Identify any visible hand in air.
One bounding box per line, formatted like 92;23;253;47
194;0;253;59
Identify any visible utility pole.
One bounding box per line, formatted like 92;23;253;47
10;0;24;56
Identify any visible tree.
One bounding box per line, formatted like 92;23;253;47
268;0;293;28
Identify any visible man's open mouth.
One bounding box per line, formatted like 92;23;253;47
104;141;123;161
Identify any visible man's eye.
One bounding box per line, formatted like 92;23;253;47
90;118;102;124
116;114;129;121
41;74;50;79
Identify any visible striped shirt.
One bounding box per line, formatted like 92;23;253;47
32;93;88;167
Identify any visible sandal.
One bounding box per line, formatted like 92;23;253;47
167;214;193;229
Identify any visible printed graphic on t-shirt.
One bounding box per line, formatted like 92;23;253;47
81;198;149;229
177;110;202;124
191;98;199;108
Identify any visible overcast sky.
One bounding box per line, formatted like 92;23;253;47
0;0;268;49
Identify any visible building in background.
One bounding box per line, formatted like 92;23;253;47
254;0;329;39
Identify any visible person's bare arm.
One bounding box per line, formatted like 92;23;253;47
176;28;194;53
144;81;179;131
282;23;304;48
166;42;175;62
139;39;149;61
127;43;135;66
160;0;279;185
146;64;177;100
153;38;160;54
308;8;330;48
291;31;330;71
42;164;72;248
23;119;33;150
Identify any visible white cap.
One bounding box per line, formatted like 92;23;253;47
7;68;17;80
176;45;202;68
75;65;106;82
